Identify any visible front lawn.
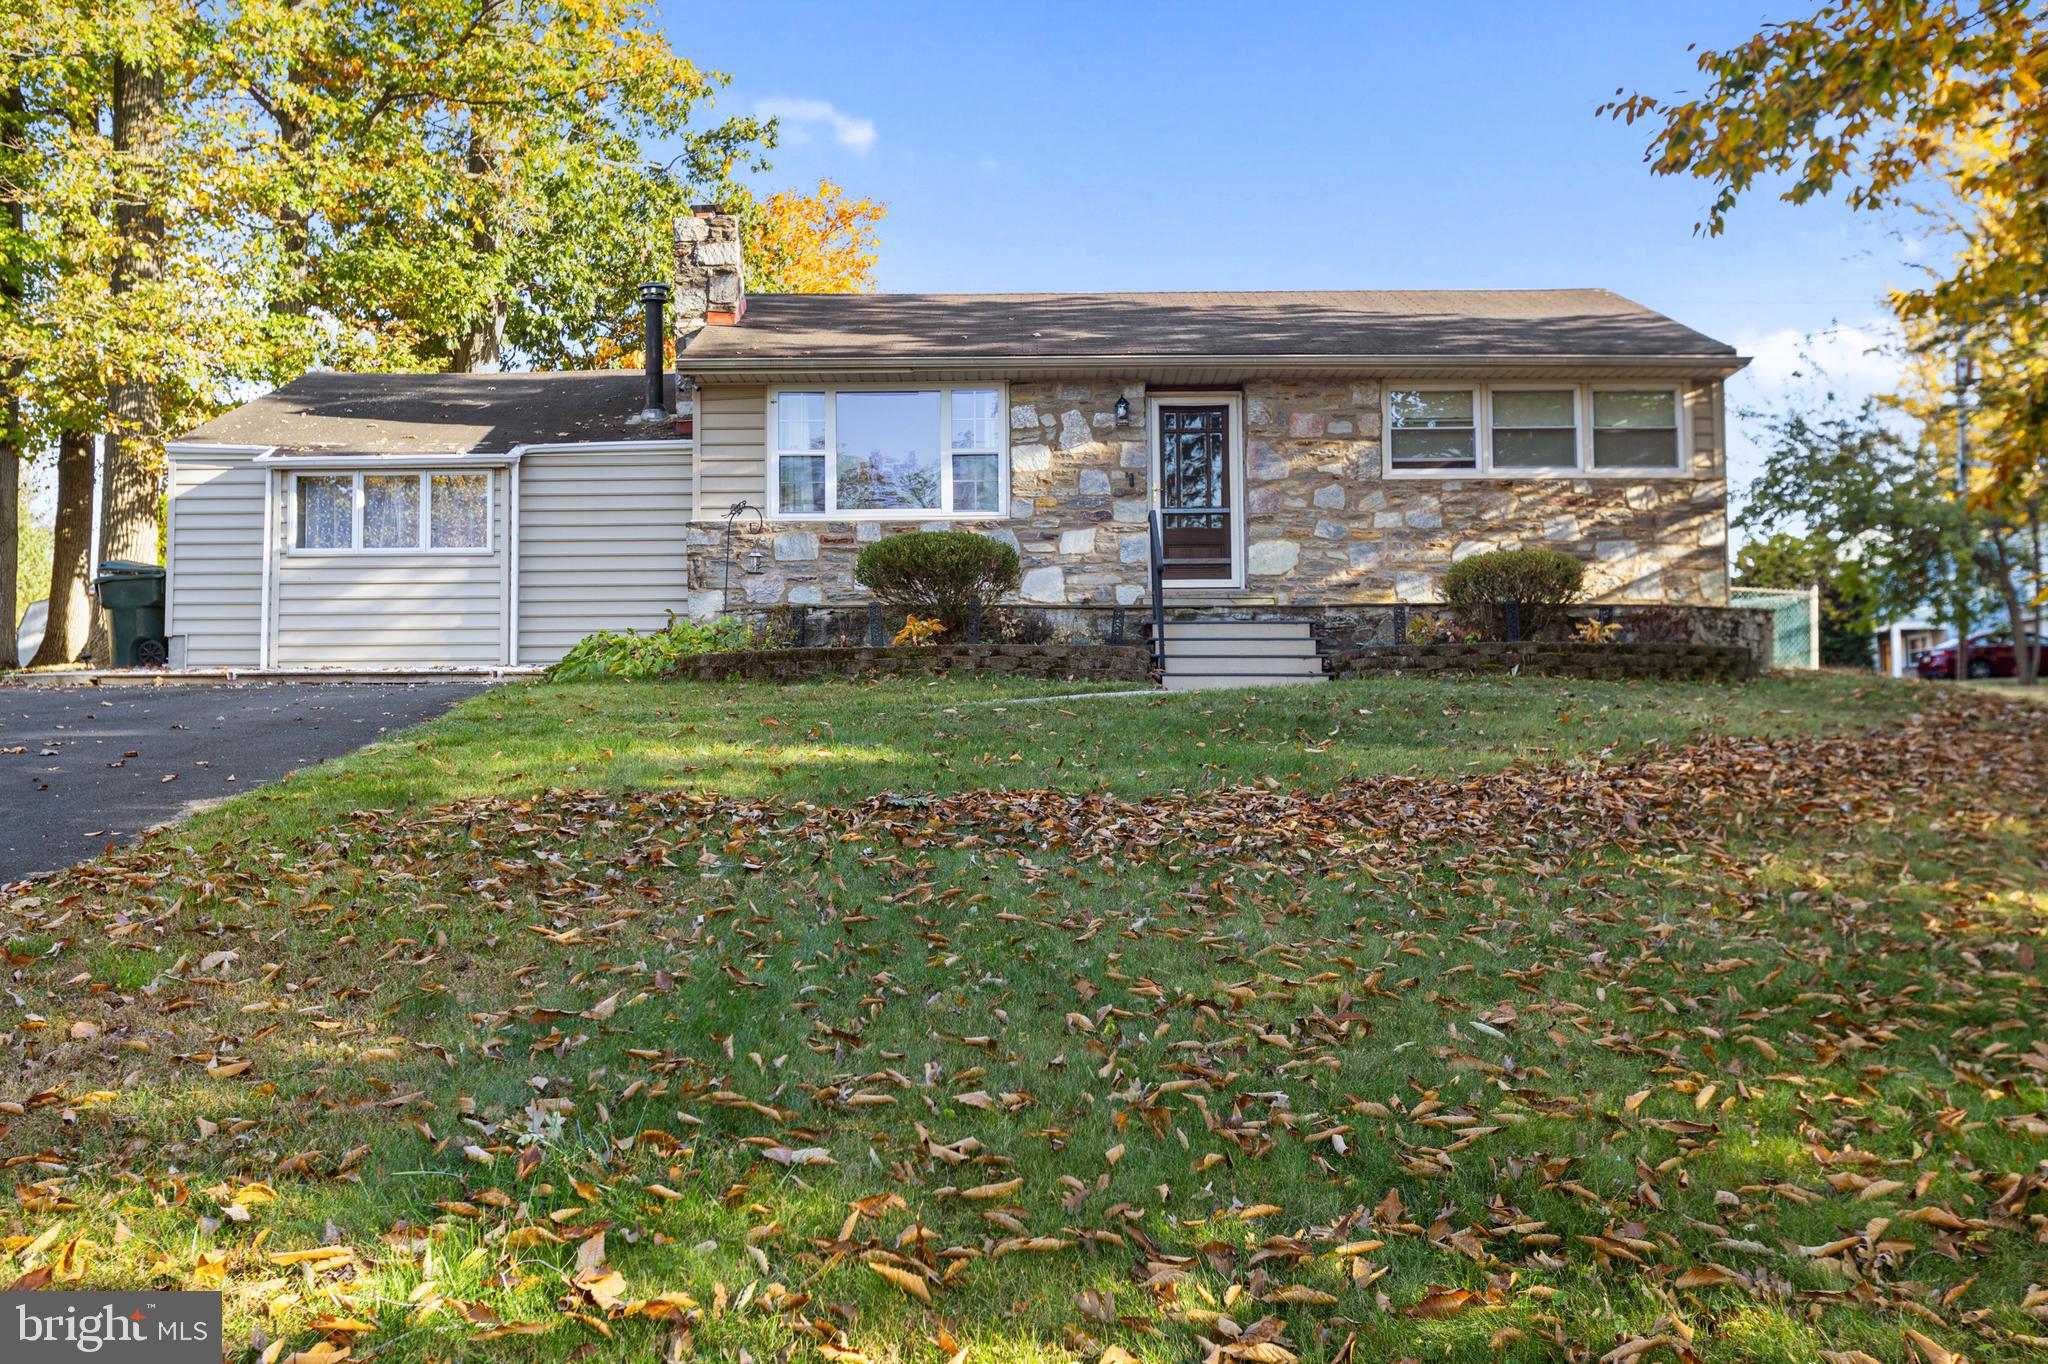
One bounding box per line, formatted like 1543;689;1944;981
5;672;2045;1363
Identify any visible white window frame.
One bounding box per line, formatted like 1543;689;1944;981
286;469;495;555
1486;383;1583;473
1586;383;1687;475
766;383;1010;521
1384;381;1691;479
1385;383;1483;476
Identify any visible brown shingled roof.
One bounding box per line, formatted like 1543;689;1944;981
176;370;680;455
680;290;1737;364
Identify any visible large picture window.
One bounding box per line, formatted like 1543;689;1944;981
771;386;1007;518
292;470;492;552
1385;383;1688;478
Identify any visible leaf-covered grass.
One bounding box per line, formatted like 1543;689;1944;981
160;669;1913;845
5;671;2045;1364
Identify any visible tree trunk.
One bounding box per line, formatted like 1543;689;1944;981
446;126;504;372
92;54;170;657
30;431;93;667
1954;593;1970;682
1999;575;2033;686
2028;506;2045;686
269;61;315;319
0;418;16;671
1977;534;2035;686
0;82;23;669
1990;528;2039;679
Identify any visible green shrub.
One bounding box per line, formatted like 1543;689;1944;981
547;612;784;681
1441;547;1585;638
852;530;1022;633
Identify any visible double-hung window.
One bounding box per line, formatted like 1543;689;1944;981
1387;388;1479;472
771;386;1007;518
1489;389;1580;469
1386;383;1686;476
1590;388;1682;470
293;471;492;551
949;389;1003;512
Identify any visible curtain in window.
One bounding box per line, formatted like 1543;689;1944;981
296;476;352;549
430;474;489;548
363;475;420;549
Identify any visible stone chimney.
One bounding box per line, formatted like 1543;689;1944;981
674;205;744;332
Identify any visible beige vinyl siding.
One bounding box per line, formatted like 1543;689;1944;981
271;468;510;666
167;451;267;667
516;445;694;665
693;383;767;518
1686;380;1722;476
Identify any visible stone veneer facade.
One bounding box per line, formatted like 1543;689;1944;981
683;378;1728;613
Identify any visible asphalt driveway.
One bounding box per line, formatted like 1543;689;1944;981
0;681;489;884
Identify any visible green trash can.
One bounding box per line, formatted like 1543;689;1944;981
93;560;169;668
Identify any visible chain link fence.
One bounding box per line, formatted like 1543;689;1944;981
1730;586;1820;669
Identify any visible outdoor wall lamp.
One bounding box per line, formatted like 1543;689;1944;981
1114;396;1130;426
720;500;766;614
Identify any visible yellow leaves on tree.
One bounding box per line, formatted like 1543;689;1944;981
747;179;885;295
1602;0;2048;504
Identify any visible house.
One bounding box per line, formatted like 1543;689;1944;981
163;207;1751;672
1873;617;1946;677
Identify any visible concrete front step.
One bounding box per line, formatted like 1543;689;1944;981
1161;619;1316;641
1163;647;1318;667
1162;637;1323;660
1153;615;1328;690
1165;672;1328;692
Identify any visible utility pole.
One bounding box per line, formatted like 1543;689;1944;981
1952;353;1975;683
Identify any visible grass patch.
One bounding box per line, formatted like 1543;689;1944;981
164;669;1918;846
5;671;2044;1363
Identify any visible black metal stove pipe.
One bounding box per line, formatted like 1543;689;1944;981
638;282;670;420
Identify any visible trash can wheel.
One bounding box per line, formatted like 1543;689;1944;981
135;638;169;669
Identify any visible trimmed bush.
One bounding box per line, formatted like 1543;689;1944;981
547;612;784;681
1442;547;1585;639
853;530;1022;634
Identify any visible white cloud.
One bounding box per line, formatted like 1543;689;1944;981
755;97;877;155
1729;321;1900;398
1722;319;1906;552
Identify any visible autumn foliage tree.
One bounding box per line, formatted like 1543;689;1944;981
3;1;885;665
743;178;884;295
543;177;888;374
1602;0;2048;503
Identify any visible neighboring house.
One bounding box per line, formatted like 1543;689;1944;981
164;207;1748;670
1885;614;2045;679
1873;618;1946;677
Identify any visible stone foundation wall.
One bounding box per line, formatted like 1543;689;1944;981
1286;603;1772;669
739;603;1143;649
685;377;1729;613
1329;640;1756;683
732;601;1773;670
664;642;1152;684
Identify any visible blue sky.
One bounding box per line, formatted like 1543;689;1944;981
664;0;1925;501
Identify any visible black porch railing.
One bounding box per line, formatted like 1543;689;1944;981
1147;509;1167;677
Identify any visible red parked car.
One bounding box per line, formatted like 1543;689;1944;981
1915;629;2045;679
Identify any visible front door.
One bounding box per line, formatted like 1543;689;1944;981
1156;401;1239;585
